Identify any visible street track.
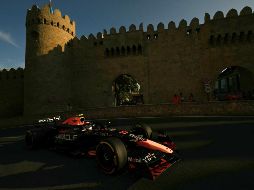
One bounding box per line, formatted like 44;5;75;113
0;117;254;190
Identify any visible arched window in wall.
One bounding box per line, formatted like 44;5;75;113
247;31;252;42
116;47;120;56
209;35;214;45
132;45;137;55
231;32;237;43
216;34;222;45
31;31;39;43
239;32;244;42
127;46;131;55
186;29;192;35
137;45;142;55
224;33;229;43
121;46;125;56
111;48;115;56
105;48;110;57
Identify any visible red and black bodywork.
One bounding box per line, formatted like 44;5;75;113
25;116;180;180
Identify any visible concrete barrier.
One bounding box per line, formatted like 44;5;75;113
0;101;254;128
68;101;254;119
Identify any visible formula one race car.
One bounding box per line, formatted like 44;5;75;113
25;115;180;180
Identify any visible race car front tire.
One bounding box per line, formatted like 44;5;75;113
133;124;152;139
96;137;127;175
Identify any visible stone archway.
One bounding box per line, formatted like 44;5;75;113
213;66;254;100
112;74;143;106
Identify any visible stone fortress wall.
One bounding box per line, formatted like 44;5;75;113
64;6;254;113
0;4;254;117
24;4;75;115
0;68;24;117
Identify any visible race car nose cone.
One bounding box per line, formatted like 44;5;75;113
137;139;173;154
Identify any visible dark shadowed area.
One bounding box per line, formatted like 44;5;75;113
0;117;253;190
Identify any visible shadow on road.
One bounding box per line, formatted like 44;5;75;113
0;137;139;190
0;120;254;190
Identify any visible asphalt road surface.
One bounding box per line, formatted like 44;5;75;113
0;117;254;190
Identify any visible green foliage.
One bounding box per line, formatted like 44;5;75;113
114;74;140;105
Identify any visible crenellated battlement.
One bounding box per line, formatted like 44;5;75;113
24;4;254;60
210;6;253;21
26;4;75;36
23;4;253;49
81;6;253;43
205;6;254;47
0;68;24;80
48;44;64;55
59;5;254;60
83;19;198;42
83;18;201;45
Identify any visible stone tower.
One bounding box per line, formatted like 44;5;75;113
24;4;75;115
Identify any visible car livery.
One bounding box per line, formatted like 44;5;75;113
25;116;180;180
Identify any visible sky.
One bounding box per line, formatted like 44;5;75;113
0;0;254;69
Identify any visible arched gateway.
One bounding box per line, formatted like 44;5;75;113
112;74;143;106
214;66;254;100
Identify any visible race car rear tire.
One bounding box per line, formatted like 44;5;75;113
133;124;152;139
96;137;127;175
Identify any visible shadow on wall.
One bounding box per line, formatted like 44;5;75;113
0;68;24;118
